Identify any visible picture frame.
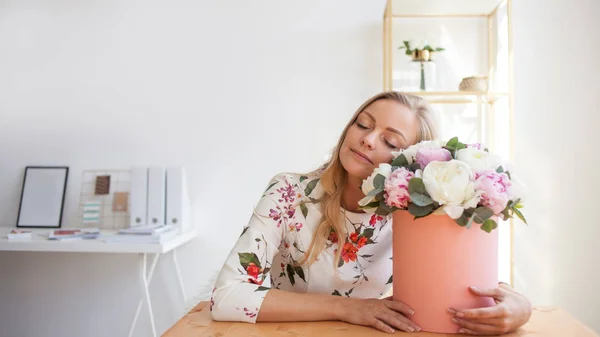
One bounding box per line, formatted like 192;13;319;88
16;166;69;228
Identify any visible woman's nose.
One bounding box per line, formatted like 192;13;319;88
360;132;376;149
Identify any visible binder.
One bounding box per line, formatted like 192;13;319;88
166;167;192;232
147;167;166;225
130;167;148;227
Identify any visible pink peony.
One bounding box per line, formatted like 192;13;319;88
415;148;452;169
384;167;415;209
474;170;512;214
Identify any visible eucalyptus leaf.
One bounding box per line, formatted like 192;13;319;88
408;202;434;217
373;174;386;189
481;219;498;233
391;154;409;167
368;187;384;197
512;206;528;224
410;192;433;206
408;178;427;195
472;207;494;224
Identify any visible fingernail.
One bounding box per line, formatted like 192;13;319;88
470;286;479;291
414;326;421;332
452;318;459;323
389;328;395;333
459;329;466;334
408;326;415;332
456;312;465;317
409;309;415;315
447;308;456;314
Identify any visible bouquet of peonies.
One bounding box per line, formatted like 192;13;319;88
359;137;526;232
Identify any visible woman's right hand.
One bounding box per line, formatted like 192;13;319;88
336;297;421;333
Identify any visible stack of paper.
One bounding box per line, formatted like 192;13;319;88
104;224;177;243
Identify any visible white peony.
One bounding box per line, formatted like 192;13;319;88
359;163;392;207
456;147;502;172
422;160;480;219
391;140;444;164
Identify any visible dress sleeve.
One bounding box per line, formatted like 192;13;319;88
210;174;297;322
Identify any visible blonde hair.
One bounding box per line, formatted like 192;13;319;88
298;91;438;268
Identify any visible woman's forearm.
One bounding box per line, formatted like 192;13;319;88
257;288;344;322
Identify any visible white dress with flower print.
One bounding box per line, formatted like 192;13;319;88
210;173;393;322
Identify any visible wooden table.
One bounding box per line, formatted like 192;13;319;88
163;301;599;337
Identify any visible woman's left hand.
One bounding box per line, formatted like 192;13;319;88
447;284;532;335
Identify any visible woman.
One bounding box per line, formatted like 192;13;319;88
210;91;532;334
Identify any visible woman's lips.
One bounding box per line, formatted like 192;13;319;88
351;149;373;164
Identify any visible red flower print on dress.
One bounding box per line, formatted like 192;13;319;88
349;232;359;243
357;236;367;248
328;229;338;243
246;262;263;285
341;242;358;263
369;214;383;226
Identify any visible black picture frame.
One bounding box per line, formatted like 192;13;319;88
16;166;69;229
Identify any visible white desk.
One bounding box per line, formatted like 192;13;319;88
0;227;199;337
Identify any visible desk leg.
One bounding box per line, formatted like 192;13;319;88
128;253;160;337
172;249;187;303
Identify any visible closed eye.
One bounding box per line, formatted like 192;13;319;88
356;122;369;130
384;139;399;150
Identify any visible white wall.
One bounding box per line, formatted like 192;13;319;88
0;1;385;336
512;0;600;333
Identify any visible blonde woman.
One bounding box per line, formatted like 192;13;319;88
210;92;532;335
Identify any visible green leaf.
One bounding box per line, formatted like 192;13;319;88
512;207;528;224
332;290;342;296
363;201;380;209
300;203;308;218
338;258;345;268
263;181;278;194
409;162;421;172
299;176;308;183
408;202;434;217
375;203;392;216
361;254;374;258
446;137;459;148
254;238;261;242
294;266;306;283
304;178;319;196
391;154;409;167
408;178;427;195
386;275;393;285
456;213;469;227
481;219;498;233
364;275;369;282
362;228;375;239
368;187;384;197
238;253;261;269
255;286;271;292
506;171;512;180
472;207;494;224
373;174;386;189
435;47;445;52
239;226;249;238
496;166;505;173
286;264;296;286
410;192;433;206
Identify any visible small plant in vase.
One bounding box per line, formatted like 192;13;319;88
398;40;445;90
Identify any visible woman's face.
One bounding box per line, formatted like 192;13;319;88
340;99;420;181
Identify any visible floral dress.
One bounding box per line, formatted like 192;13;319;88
210;173;393;322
